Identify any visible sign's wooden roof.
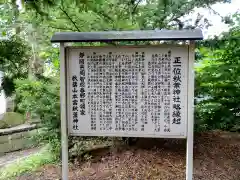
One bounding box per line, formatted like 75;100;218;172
51;29;203;43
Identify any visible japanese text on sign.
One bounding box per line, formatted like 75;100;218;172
68;46;188;137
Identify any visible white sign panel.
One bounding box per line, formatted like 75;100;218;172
67;46;189;138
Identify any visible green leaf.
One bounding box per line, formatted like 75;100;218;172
1;31;6;36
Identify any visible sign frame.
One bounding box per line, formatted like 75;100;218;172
52;30;202;180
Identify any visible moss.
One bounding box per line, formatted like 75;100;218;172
0;112;25;129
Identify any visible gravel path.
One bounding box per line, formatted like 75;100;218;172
0;147;41;168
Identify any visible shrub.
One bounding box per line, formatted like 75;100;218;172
15;77;61;156
194;26;240;132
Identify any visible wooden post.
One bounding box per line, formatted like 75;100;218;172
60;43;68;180
186;41;195;180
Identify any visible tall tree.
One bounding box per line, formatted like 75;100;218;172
19;0;229;33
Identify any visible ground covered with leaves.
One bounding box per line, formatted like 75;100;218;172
16;131;240;180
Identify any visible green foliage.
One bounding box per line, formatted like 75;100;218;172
0;36;30;96
0;2;20;36
0;146;55;180
15;0;228;46
15;77;61;154
195;25;240;131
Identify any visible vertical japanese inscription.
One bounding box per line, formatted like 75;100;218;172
163;50;171;132
138;52;146;132
148;51;171;132
114;53;138;132
87;53;96;131
87;52;113;131
79;52;86;118
172;57;182;125
72;75;78;130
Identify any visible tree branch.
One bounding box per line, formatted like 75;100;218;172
158;0;168;29
59;6;80;32
48;24;75;31
172;18;184;30
92;9;114;22
132;0;142;14
168;1;194;23
207;5;224;19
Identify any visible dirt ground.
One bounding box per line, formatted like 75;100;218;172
17;131;240;180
